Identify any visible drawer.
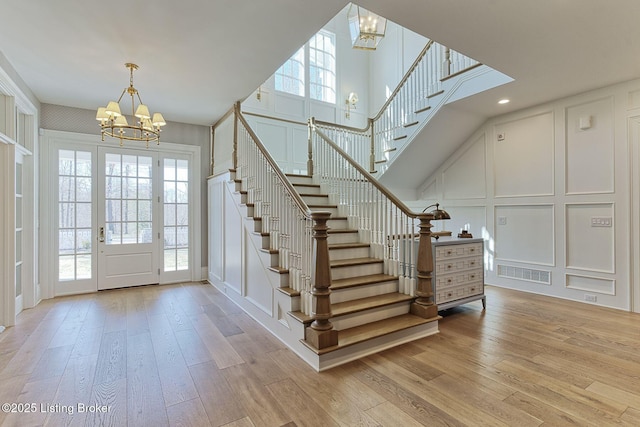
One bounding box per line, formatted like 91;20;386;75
434;242;482;259
436;282;484;304
435;255;482;274
435;268;483;289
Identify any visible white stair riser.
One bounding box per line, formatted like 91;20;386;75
293;185;322;194
309;207;339;216
287;176;314;185
331;262;383;280
327;218;349;229
332;302;411;331
328;232;360;245
331;280;399;304
301;195;330;205
329;246;370;261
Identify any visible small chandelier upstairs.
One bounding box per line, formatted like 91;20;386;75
347;4;387;50
96;63;166;147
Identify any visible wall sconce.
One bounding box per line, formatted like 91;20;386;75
422;203;451;239
256;86;262;102
345;92;358;119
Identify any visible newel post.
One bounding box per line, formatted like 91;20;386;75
307;118;315;176
410;213;439;319
369;118;376;173
305;211;338;349
232;102;240;169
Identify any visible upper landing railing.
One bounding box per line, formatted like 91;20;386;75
314;42;480;174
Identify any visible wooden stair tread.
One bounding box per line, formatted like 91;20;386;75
331;273;397;290
300;193;328;197
337;314;437;348
268;266;288;274
308;206;338;211
330;257;383;268
327;229;358;234
404;120;419;128
292;183;320;188
393;135;407;141
415;105;432;114
329;242;370;250
276;287;300;297
303;314;439;355
331;292;413;316
286;173;312;178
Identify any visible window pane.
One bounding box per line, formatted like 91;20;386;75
125;200;137;222
164;249;176;271
106;199;122;222
177;160;188;181
76;255;91;279
138;222;152;243
176;182;188;203
164;204;176;226
122;155;137;176
59;255;75;280
124;178;137;199
76;203;91;228
76;177;92;202
76;151;92;176
164;227;176;248
138;178;152;199
59;230;75;254
59;177;75;202
105;153;121;176
105;176;121;199
138;156;152;178
76;229;92;253
176;204;188;226
106;222;121;244
164;182;176;203
164;159;176;181
59;150;76;175
139;201;152;222
177;249;189;271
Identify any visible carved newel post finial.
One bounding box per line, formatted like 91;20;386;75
305;211;338;350
411;213;439;319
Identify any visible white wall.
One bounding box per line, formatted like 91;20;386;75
418;79;640;312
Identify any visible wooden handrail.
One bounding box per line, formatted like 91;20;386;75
243;111;308;127
311;120;418;219
372;40;434;122
236;108;312;218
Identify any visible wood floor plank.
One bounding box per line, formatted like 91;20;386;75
222;363;292;427
86;377;127;427
188;361;247;426
365;401;425;427
1;375;61;427
29;344;74;381
220;416;256;427
147;313;199;407
265;378;341;427
189;312;244;369
44;353;98;427
226;332;289;385
586;381;640;410
94;330;127;385
126;331;169;426
166;397;210;427
268;349;380;426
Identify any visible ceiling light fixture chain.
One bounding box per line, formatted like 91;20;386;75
96;62;166;148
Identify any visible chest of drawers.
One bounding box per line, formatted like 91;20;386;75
432;237;485;310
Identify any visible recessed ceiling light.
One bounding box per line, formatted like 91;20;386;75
498;99;510;104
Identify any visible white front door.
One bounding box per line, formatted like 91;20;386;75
97;148;160;290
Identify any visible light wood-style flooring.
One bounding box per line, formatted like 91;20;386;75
0;282;639;426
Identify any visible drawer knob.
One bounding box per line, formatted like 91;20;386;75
470;287;476;291
470;248;475;252
470;274;475;279
447;279;452;283
447;250;452;255
447;292;452;297
447;264;452;269
470;261;475;266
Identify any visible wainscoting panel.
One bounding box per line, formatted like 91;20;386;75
494;204;554;265
565;203;615;273
442;134;486;200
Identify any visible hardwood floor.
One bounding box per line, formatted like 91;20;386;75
0;282;639;426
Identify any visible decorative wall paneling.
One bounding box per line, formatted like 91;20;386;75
418;79;640;311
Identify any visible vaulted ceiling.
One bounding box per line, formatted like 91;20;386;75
1;0;639;127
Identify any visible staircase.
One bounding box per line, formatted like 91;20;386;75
286;174;438;363
223;167;439;370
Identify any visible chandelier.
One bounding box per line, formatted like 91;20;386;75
347;4;387;50
95;63;166;147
